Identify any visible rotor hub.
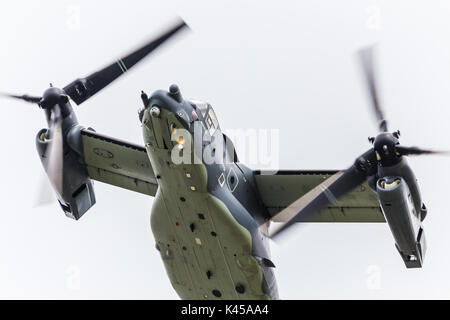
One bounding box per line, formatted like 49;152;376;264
40;87;69;109
373;132;401;166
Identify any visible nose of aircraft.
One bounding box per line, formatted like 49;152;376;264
142;85;200;129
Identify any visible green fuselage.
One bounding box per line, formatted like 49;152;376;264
140;90;278;300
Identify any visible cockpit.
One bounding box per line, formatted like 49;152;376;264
188;98;239;163
189;100;220;136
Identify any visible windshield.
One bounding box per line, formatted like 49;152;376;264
188;100;220;135
189;100;209;118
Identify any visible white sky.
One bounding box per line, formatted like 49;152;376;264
1;0;450;299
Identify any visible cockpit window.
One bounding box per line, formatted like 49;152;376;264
189;100;209;118
188;100;220;135
206;105;219;135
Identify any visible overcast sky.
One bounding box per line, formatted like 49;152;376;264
1;0;450;299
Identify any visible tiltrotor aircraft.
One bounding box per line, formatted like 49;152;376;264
1;19;446;300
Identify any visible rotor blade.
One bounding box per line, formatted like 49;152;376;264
45;108;64;195
63;19;189;105
269;149;377;239
396;145;450;156
0;91;42;104
357;46;388;132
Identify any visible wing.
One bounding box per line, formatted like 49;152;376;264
254;170;384;223
81;129;158;196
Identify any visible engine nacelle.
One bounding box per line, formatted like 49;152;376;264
376;176;426;268
36;122;96;220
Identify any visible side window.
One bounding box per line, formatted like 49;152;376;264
196;102;209;118
206;106;219;135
